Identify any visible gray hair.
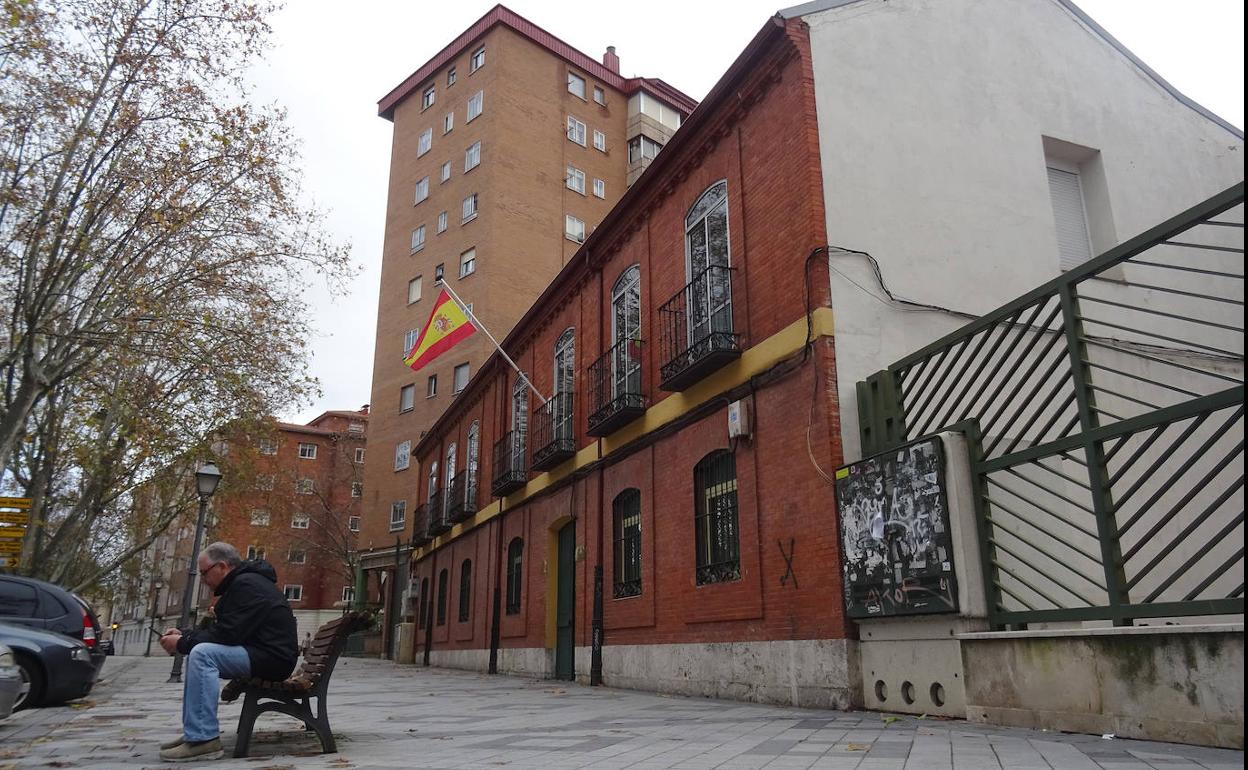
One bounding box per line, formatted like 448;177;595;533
202;542;242;568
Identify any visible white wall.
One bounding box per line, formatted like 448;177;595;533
799;0;1244;462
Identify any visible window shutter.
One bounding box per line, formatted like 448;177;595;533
1046;167;1093;271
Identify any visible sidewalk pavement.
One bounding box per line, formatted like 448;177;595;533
0;655;1242;770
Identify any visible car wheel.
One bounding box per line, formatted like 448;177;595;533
13;654;44;710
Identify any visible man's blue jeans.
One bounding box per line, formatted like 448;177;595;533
182;643;250;742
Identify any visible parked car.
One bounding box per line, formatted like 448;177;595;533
0;643;20;718
0;575;106;673
0;622;99;709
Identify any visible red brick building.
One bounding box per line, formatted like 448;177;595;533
390;16;856;706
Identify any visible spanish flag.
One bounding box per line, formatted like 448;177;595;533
404;290;477;371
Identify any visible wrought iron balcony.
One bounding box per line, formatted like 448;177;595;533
410;504;431;547
659;265;740;391
425;489;450;537
587;338;647;437
531;393;576;472
491;429;527;497
446;470;478;524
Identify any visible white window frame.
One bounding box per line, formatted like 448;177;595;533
566;165;586;195
566;116;586;146
443;111;454;134
470;46;485;72
414;177;430;204
421;85;436;110
459;247;476;278
427;374;438;398
258;439;278;455
291;513;310;529
404;328;419;355
400;383;416;412
351;481;363;499
593;178;605;199
247;545;266;561
567;72;586;99
407;276;423;304
464;141;481;172
296;478;315;496
288;549;307;564
395;440;411;471
298;443;317;460
447;66;457;86
284;584;303;602
341;585;355;603
390;501;406;531
410;225;426;253
354;447;366;463
349;515;361;532
418;127;432;156
565;214;585;243
462;193;478;223
593;86;605;105
467;90;483;121
453;362;470;393
593;130;606;152
440;161;452;183
250;509;270;526
437;211;448;233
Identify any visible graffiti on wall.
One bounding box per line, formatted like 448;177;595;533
834;437;958;618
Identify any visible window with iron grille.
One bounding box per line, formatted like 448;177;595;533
613;489;642;598
436;568;448;625
693;451;740;585
505;538;523;614
458;559;472;622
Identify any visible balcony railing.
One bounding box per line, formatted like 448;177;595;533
446;470;478;524
659;264;741;391
425;489;450;537
531;393;576;471
410;504;431;547
587;338;647;436
491;429;527;497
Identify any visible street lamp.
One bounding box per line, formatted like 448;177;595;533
144;577;165;657
168;462;222;683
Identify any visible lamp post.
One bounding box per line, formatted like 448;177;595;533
144;576;165;657
167;462;222;683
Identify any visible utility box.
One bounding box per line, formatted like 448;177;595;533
394;622;416;665
727;399;751;439
835;432;987;717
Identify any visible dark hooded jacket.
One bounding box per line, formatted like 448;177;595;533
176;560;298;680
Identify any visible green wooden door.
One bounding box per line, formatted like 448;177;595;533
555;521;576;680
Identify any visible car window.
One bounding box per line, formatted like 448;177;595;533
0;580;39;618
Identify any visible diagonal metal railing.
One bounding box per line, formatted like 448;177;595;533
858;182;1244;627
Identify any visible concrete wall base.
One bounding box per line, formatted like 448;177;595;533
960;625;1244;749
600;639;860;709
428;647;491;672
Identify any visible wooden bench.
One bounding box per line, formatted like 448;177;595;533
220;611;371;758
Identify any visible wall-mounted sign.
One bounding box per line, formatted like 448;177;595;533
834;437;958;618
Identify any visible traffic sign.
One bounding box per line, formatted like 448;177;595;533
0;527;25;539
0;511;29;525
0;556;18;568
0;540;22;553
0;497;32;510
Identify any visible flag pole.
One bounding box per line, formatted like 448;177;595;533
437;280;548;405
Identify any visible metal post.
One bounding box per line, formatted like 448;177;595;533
168;494;210;683
590;565;603;686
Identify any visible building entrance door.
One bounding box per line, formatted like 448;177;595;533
555;521;576;680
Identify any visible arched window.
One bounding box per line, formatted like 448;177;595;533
458;559;472;622
466;421;480;505
553;328;575;440
693;450;740;585
436;568;449;626
684;181;732;345
427;461;439;504
505;537;524;615
611;266;642;399
417;576;429;629
511;377;529;469
444;442;457;514
612;488;642;598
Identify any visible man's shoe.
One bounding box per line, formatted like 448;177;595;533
159;738;223;762
159;736;185;750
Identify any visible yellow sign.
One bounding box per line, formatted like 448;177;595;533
0;511;29;525
0;541;22;553
0;527;25;539
0;497;32;510
0;556;19;568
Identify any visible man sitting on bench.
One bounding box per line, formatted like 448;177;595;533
158;542;298;762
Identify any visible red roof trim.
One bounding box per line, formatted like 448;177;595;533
378;4;697;120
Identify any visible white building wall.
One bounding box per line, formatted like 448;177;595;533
795;0;1244;462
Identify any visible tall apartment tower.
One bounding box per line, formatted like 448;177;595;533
360;6;696;561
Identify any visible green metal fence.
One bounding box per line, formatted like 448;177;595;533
859;183;1244;628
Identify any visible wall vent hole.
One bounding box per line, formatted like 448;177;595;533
901;681;916;705
874;680;888;702
930;682;946;707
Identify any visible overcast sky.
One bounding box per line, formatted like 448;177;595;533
249;0;1245;425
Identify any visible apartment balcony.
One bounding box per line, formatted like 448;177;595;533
425;489;450;538
659;265;741;391
587;338;647;437
531;393;576;472
410;504;431;548
491;429;527;497
446;470;478;524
